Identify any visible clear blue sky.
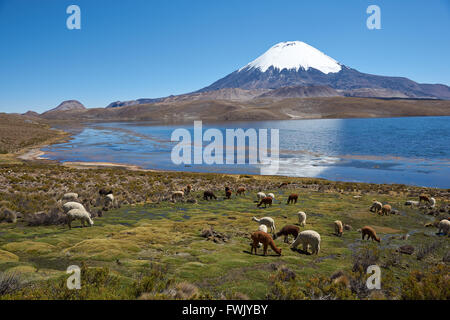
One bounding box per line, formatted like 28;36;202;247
1;0;449;113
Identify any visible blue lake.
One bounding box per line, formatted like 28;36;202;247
42;117;450;188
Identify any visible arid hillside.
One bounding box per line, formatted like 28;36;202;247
39;97;450;123
0;114;66;154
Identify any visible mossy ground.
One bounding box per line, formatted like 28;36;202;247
0;185;448;299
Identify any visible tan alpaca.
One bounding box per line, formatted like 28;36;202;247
334;220;343;236
380;204;391;216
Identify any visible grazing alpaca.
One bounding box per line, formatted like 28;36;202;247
296;211;306;226
171;191;184;201
267;193;275;200
257;192;266;200
429;197;436;208
65;208;94;229
359;226;380;243
334;220;343;236
236;187;246;196
380;204;391;216
437;219;450;235
419;194;431;204
225;186;231;192
405;200;419;206
62;201;87;214
250;231;282;256
370;200;382;214
274;225;300;243
287;194;298;204
252;216;276;233
257;197;273;208
203;191;217;200
225;190;232;199
291;230;321;255
279;182;288;188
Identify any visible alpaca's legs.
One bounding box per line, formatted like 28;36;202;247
263;244;268;256
284;235;288;243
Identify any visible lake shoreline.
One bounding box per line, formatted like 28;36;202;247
14;116;450;189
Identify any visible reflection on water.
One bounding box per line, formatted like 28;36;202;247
42;117;450;188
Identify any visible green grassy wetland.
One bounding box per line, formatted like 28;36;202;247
0;163;448;300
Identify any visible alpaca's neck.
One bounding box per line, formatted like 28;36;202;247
269;238;280;253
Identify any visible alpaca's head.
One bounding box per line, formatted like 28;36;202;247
375;236;380;243
252;217;258;222
87;214;94;226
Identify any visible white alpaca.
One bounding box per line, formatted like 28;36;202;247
370;200;382;213
62;192;78;201
438;219;450;235
267;193;275;200
429;197;436;208
62;201;86;213
296;211;306;227
258;224;268;233
252;217;276;233
404;200;419;206
65;208;94;229
291;230;321;255
257;192;266;200
171;191;184;200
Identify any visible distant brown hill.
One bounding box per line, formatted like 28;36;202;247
39;96;450;123
41;100;86;116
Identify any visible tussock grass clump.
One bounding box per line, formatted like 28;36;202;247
400;264;450;300
416;241;442;261
0;272;22;295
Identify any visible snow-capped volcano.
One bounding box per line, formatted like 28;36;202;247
199;41;450;99
239;41;342;74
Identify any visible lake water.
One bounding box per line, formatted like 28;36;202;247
42;117;450;188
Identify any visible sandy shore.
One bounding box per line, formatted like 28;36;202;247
61;161;153;171
17;148;47;161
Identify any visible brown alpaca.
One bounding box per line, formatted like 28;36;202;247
184;184;192;194
279;182;288;188
203;191;217;200
286;194;298;204
257;197;272;208
250;231;282;256
360;226;380;243
419;194;431;204
225;190;232;199
380;204;391;216
225;186;231;192
274;225;299;243
236;187;246;196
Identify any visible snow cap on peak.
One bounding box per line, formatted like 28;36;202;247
240;41;341;74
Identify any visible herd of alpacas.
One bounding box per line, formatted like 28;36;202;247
55;184;449;258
